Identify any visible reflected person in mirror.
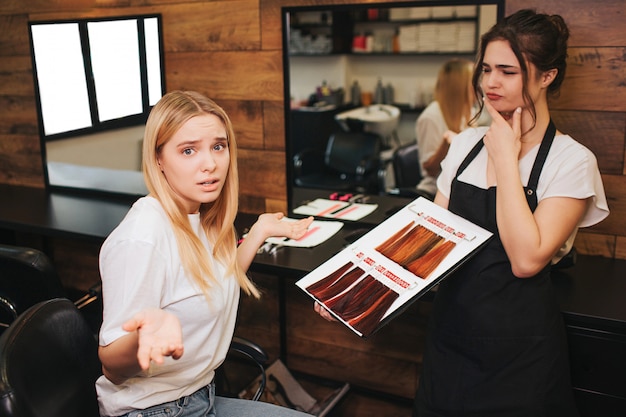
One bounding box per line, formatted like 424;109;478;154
96;90;314;417
414;58;485;199
415;9;609;417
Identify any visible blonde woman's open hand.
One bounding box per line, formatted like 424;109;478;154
256;212;314;241
123;308;184;370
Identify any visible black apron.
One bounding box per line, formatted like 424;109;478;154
415;121;579;417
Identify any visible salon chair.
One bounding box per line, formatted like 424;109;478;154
293;130;383;194
0;243;101;335
0;298;101;417
0;298;268;417
384;140;435;200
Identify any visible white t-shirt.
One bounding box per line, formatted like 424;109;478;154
437;126;610;261
415;101;448;195
96;196;240;417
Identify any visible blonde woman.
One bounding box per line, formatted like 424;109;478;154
96;91;313;417
414;58;478;198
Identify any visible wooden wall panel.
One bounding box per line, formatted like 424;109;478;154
238;148;285;200
615;236;626;260
217;99;264;150
263;100;286;151
0;96;38;135
160;1;260;52
0;134;45;188
552;47;626;112
575;231;615;258
505;0;626;47
2;0;98;15
235;272;282;362
0;56;34;96
166;51;284;101
551;110;625;175
0;14;30;57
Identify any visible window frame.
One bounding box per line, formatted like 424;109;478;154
28;14;166;142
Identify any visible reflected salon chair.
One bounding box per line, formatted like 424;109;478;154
293;130;383;194
0;243;101;335
384;140;435;200
0;298;268;417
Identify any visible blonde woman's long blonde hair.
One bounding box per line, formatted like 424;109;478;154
434;59;475;133
142;90;260;299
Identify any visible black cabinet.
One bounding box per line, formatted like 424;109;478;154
552;256;626;416
567;324;626;416
287;5;483;56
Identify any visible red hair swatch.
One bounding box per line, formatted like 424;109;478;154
407;240;456;278
310;266;365;303
348;288;399;336
306;261;353;295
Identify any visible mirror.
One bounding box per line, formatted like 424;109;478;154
282;0;504;215
29;14;165;197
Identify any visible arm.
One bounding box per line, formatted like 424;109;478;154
416;111;452;177
433;190;449;209
483;101;587;277
422;130;456;177
99;308;184;385
237;213;314;271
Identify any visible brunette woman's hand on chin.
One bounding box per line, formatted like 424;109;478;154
482;98;523;166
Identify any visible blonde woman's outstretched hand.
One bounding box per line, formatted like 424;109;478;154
255;212;314;241
123;308;185;370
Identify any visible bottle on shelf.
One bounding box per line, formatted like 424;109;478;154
374;78;384;104
383;83;394;105
392;29;400;54
351;81;361;106
365;32;374;53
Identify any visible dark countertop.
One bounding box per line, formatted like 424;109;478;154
1;184;625;331
0;184;134;243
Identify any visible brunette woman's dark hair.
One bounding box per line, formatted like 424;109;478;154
471;9;570;127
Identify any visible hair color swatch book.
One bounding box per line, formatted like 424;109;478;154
296;197;493;338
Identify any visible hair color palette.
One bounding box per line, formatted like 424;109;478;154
297;197;493;337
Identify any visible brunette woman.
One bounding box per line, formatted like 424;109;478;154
415;9;609;416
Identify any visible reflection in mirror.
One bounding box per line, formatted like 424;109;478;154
29;14;165;196
283;1;504;216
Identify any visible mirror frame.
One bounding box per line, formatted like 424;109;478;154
29;14;166;199
281;0;505;215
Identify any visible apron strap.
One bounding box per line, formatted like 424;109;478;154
455;136;485;178
526;119;556;191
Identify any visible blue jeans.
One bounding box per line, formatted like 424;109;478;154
119;383;314;417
